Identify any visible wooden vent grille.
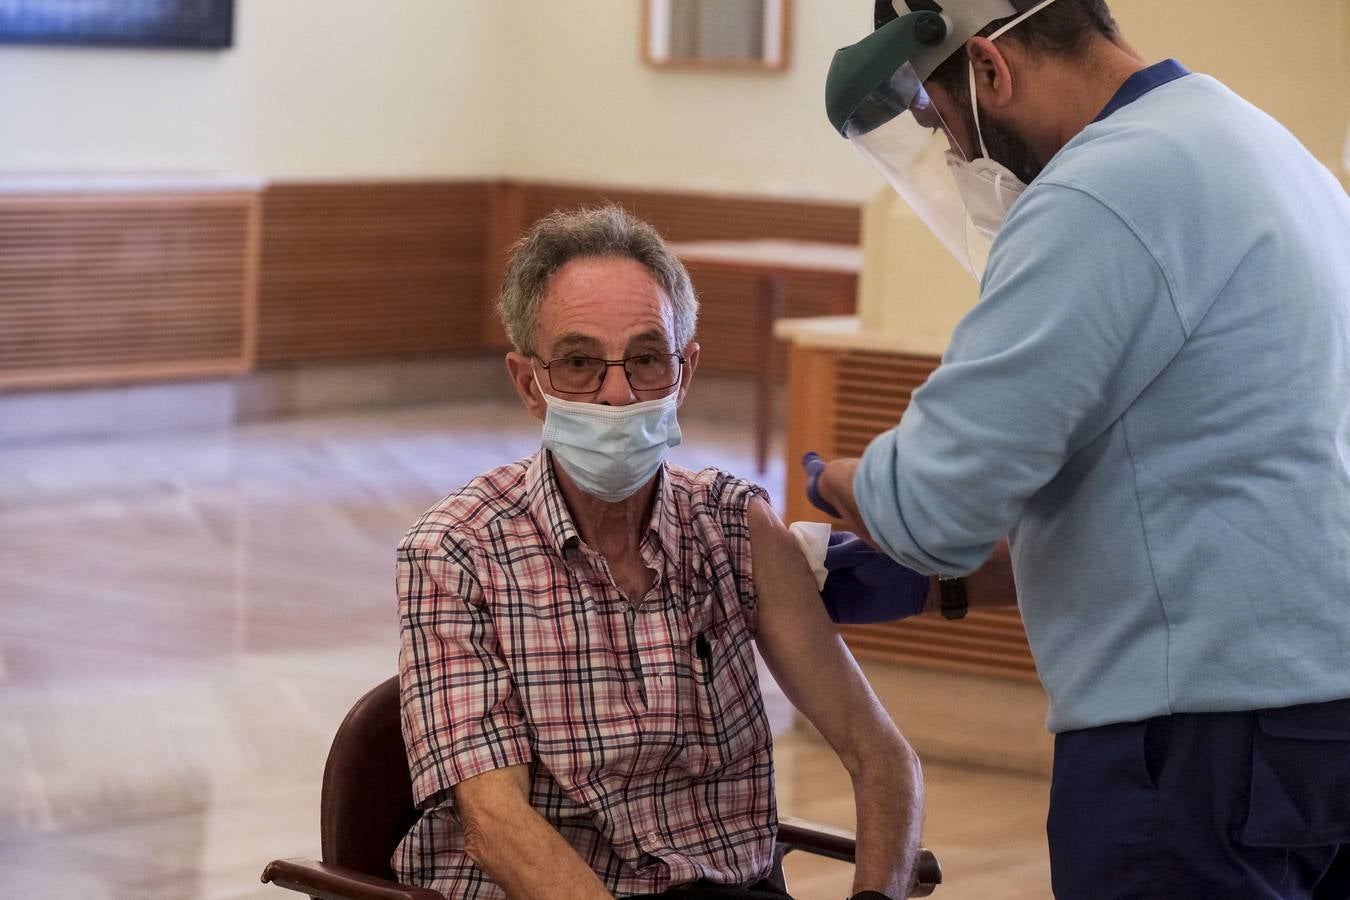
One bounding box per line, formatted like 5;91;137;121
829;349;1039;682
257;182;490;364
832;350;938;456
0;191;258;390
843;610;1039;682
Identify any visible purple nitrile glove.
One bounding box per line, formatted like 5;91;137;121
820;531;930;624
802;451;842;519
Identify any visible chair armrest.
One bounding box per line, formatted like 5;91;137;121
778;815;856;862
260;858;444;900
775;816;942;897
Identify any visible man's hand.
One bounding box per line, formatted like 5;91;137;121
807;454;1020;613
805;454;878;548
821;531;930;623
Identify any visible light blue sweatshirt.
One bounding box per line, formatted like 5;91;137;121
856;62;1350;732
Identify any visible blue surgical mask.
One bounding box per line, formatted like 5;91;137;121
539;391;682;502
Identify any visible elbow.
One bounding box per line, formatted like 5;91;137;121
852;729;922;788
457;787;509;870
462;823;491;870
452;765;535;874
898;736;923;785
876;736;925;818
460;805;501;871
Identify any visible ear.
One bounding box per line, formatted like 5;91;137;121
964;36;1016;112
675;341;700;408
506;351;547;422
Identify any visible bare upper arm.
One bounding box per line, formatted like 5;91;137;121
747;497;904;770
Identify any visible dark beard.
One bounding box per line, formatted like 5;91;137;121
978;106;1043;184
962;98;1043;184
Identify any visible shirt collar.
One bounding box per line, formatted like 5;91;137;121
1093;58;1189;123
526;450;583;557
525;450;679;559
647;463;680;555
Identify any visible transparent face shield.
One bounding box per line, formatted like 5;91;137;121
843;62;994;280
829;0;1060;282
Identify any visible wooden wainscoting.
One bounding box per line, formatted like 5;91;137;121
784;342;1038;683
3;178;861;386
0;189;259;390
256;181;492;364
256;180;860;371
512;183;860;244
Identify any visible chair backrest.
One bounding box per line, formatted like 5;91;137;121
320;675;422;880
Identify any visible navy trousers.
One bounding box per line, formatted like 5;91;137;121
1048;697;1350;899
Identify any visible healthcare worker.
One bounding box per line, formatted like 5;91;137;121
809;1;1350;896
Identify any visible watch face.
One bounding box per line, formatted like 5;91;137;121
939;577;968;619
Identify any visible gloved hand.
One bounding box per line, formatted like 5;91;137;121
821;530;930;624
802;451;841;518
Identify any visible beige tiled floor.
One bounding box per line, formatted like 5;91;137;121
0;386;1051;899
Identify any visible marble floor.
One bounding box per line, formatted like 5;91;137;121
0;385;1050;899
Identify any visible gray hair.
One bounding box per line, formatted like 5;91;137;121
496;205;698;356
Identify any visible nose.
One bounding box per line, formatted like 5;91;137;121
594;361;637;406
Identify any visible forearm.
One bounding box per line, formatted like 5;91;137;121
465;813;610;899
458;769;612;899
847;736;925;898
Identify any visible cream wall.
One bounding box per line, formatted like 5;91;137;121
0;2;1344;197
0;0;885;199
1114;0;1350;175
0;0;508;178
495;1;881;200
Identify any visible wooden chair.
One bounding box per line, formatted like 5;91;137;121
260;676;941;899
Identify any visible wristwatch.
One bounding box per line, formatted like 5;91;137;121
847;892;894;900
938;575;968;620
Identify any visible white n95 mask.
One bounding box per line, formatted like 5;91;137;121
540;392;682;502
944;152;1027;241
943;37;1037;244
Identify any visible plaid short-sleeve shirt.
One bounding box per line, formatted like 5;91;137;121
394;451;776;898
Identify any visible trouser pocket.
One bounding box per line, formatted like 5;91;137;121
1239;698;1350;848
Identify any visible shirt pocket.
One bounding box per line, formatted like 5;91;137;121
1239;700;1350;847
678;620;772;779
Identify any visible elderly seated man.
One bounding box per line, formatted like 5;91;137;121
394;205;923;900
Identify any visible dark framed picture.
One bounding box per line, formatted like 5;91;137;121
0;0;234;50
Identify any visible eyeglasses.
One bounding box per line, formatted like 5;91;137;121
536;352;685;395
